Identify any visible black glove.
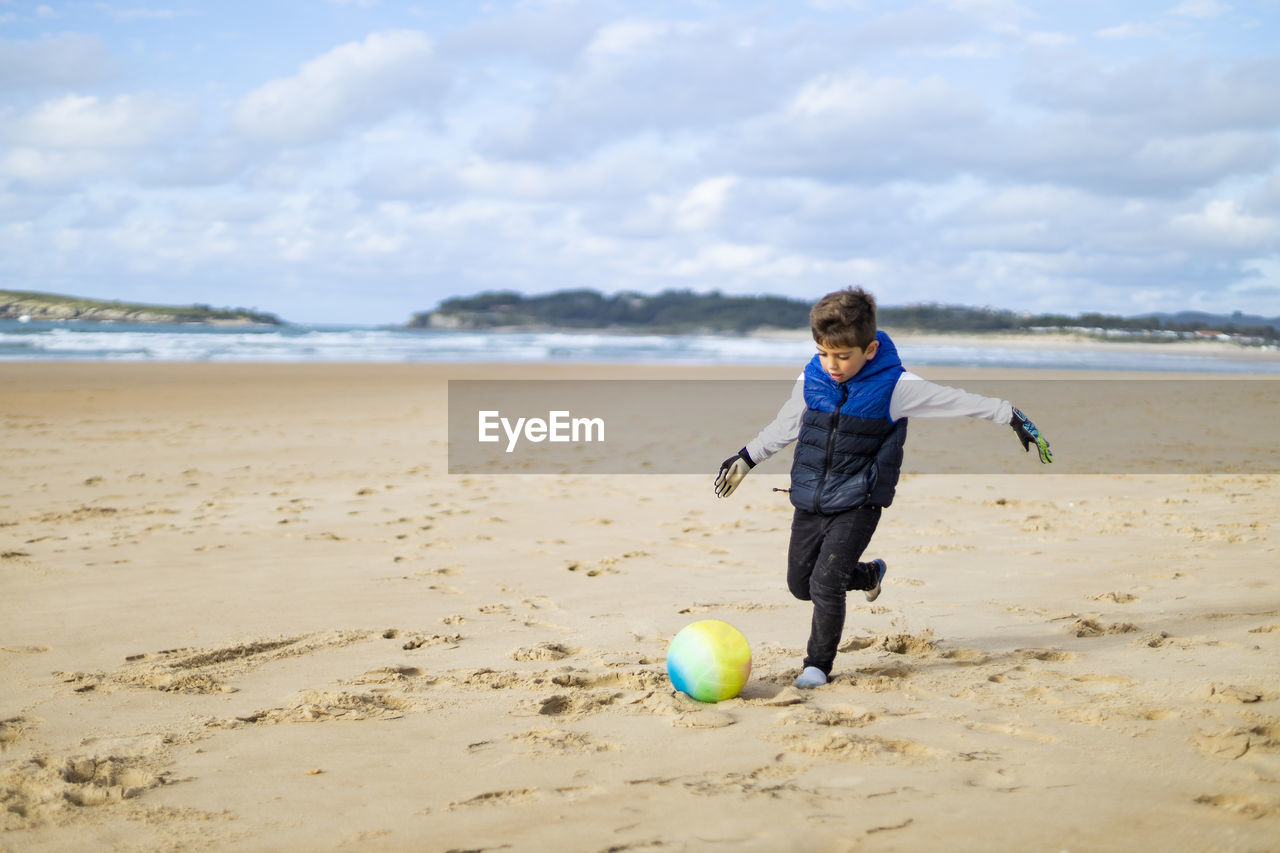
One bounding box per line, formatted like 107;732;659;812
1010;407;1053;464
714;448;755;497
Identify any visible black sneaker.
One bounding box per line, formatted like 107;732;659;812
865;559;887;602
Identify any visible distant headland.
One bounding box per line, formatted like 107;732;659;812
408;288;1279;345
0;289;284;326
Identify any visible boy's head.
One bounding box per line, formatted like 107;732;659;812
811;287;880;383
810;287;877;350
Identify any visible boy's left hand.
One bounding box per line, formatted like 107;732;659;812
1011;407;1053;463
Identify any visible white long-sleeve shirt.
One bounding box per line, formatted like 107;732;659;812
744;372;1013;465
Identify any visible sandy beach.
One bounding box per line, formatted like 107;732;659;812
2;361;1278;852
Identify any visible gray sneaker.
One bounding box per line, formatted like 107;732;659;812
865;559;887;602
793;666;828;689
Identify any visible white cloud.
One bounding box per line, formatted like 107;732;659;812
1;93;187;149
586;18;676;56
1018;55;1280;135
1172;200;1278;249
674;177;737;231
1169;0;1231;19
1096;22;1163;39
343;223;405;254
729;71;985;181
954;117;1276;197
0;147;119;187
444;3;606;69
800;73;955;132
0;33;117;88
850;5;976;50
233;30;445;146
1023;31;1074;46
480;17;822;159
949;0;1030;19
1133;132;1276;187
672;242;772;276
101;6;188;21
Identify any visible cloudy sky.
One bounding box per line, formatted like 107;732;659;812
2;0;1278;324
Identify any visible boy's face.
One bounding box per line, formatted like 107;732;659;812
816;338;879;384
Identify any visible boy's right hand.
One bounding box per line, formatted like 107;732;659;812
715;448;755;497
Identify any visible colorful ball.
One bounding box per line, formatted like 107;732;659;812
666;619;752;703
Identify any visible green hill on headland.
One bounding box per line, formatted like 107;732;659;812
409;288;1279;343
0;289;284;325
410;289;811;333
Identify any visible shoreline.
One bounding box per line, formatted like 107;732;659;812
754;326;1280;361
405;323;1280;361
7;318;1280;368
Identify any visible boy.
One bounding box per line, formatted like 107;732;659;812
715;287;1052;689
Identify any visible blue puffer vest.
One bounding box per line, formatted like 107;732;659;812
790;331;908;514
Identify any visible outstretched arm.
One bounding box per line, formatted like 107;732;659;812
889;373;1012;422
890;373;1052;464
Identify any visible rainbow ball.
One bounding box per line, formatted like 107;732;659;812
666;619;752;703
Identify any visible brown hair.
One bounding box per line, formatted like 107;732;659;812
810;287;877;349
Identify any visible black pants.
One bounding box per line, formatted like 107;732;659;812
787;506;882;677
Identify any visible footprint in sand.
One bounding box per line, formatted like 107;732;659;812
776;704;876;728
343;665;426;685
565;560;618;577
1194;793;1280;819
1194;727;1254;760
0;751;172;829
838;636;878;653
58;630;376;695
678;601;781;614
672;710;736;728
402;633;461;650
448;788;540;809
1198;683;1267;704
0;716;33;749
1071;618;1139;638
1198;719;1280;760
1088;592;1139;603
876;630;939;655
509;728;620;754
222;690;420;726
57;755;166;804
1017;648;1074;662
778;731;944;762
446;665;663;695
1140;632;1174;648
523;692;625;720
510;642;576;661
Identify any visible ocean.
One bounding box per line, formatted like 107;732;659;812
2;319;1279;373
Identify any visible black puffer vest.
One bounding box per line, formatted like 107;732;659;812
790;331;908;514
